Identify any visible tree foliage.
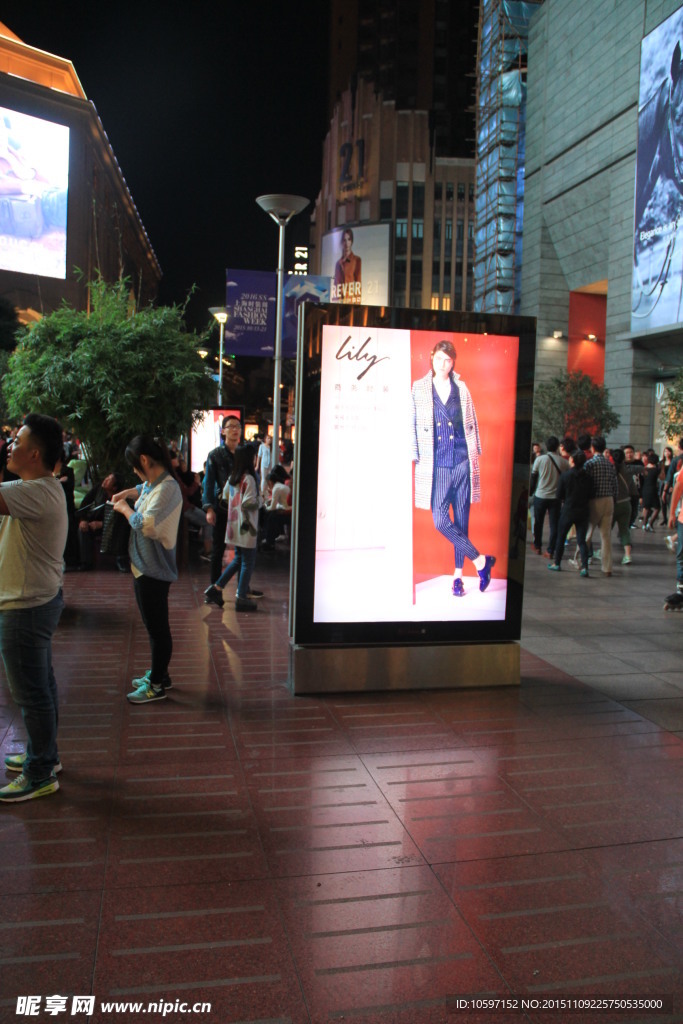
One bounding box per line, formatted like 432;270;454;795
661;369;683;441
532;370;620;441
2;277;215;479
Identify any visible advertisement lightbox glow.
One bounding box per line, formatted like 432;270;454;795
190;407;243;474
0;106;69;280
321;224;390;307
292;304;536;647
632;6;683;331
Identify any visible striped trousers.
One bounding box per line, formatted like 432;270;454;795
431;461;479;569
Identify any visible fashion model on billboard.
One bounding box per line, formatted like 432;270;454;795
411;340;495;596
333;229;362;303
633;27;683;327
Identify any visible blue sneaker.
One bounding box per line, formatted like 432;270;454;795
547;563;561;571
0;773;59;803
4;753;62;775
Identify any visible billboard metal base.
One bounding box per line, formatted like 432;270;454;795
289;642;520;694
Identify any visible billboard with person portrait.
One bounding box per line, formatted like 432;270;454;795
632;6;683;331
0;105;69;279
321;224;390;307
291;304;536;647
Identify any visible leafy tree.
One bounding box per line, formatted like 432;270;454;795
532;370;620;441
661;369;683;441
2;277;215;480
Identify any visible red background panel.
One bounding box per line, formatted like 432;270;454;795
411;331;519;591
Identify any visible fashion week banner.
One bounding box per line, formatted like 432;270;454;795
291;304;535;647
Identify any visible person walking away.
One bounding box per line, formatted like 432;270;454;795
204;445;260;612
547;450;593;575
0;414;67;802
112;437;182;703
585;435;618;576
611;448;634;565
530;436;568;557
664;462;683;609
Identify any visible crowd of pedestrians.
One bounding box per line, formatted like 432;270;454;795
530;435;683;597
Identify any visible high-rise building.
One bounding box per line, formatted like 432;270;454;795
315;1;477;310
329;0;477;157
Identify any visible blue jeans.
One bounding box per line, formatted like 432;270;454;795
216;545;256;598
0;590;64;781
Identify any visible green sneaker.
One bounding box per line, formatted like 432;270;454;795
4;753;62;774
0;773;59;803
127;683;167;704
131;669;172;690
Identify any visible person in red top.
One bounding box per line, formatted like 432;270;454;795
333;229;362;304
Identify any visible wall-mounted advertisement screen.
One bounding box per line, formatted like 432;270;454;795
292;304;536;647
632;6;683;331
321;224;390;307
0;106;69;280
189;407;243;473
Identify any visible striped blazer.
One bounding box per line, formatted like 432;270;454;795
411;371;482;510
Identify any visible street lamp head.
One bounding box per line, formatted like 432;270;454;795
209;306;228;325
255;193;309;227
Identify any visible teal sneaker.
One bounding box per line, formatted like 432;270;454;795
131;669;172;690
0;773;59;803
127;683;166;704
4;753;62;775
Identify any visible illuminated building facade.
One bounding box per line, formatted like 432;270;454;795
0;22;160;325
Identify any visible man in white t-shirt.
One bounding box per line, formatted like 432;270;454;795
0;414;67;803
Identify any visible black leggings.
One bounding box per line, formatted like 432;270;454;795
133;575;172;686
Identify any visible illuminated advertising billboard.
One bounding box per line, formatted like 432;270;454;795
225;270;331;356
0;106;69;280
321;224;390;307
632;6;683;331
292;304;536;647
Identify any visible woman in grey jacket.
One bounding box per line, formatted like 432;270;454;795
411;340;495;597
113;436;182;703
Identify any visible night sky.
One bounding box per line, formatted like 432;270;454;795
2;1;330;327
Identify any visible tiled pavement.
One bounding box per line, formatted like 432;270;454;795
0;527;681;1024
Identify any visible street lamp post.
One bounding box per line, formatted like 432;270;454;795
255;194;309;465
209;306;228;405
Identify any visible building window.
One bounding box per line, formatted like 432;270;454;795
457;183;465;201
431;295;440;310
469;182;474;200
446;183;454;202
412;219;424;239
412;182;425;218
434;182;442;201
396;182;409;218
380;197;392;220
396;219;408;239
445;218;453;241
442;295;451;311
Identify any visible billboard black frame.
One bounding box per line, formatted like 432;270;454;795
291;303;536;648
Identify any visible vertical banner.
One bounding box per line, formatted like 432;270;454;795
282;275;330;356
225;270;276;355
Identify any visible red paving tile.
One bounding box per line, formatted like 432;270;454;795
0;557;681;1020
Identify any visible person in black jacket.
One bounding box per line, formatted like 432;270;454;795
548;450;594;576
